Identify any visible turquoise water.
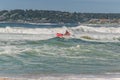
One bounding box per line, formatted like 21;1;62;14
0;23;120;78
0;37;120;75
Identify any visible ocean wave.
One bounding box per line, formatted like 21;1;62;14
1;24;120;34
0;25;120;41
72;25;120;33
70;25;120;41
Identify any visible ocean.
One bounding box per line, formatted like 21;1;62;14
0;23;120;80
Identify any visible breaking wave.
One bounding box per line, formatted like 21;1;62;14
0;24;120;41
0;23;120;79
1;24;120;34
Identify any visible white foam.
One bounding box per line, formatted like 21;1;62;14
0;25;120;41
0;26;68;34
3;74;120;80
72;25;120;33
1;25;120;34
70;25;120;41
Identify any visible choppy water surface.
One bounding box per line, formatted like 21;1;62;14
0;23;120;79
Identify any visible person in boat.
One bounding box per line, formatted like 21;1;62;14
56;30;70;38
64;30;70;36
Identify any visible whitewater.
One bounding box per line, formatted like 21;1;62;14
0;23;120;41
0;23;120;80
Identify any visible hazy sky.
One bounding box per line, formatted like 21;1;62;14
0;0;120;13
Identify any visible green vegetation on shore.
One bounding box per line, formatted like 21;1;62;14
0;9;120;23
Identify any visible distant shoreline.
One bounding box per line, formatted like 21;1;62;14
0;9;120;24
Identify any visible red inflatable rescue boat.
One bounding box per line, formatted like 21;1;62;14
56;30;71;38
56;33;64;38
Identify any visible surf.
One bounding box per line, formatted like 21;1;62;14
0;23;120;42
0;23;120;78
